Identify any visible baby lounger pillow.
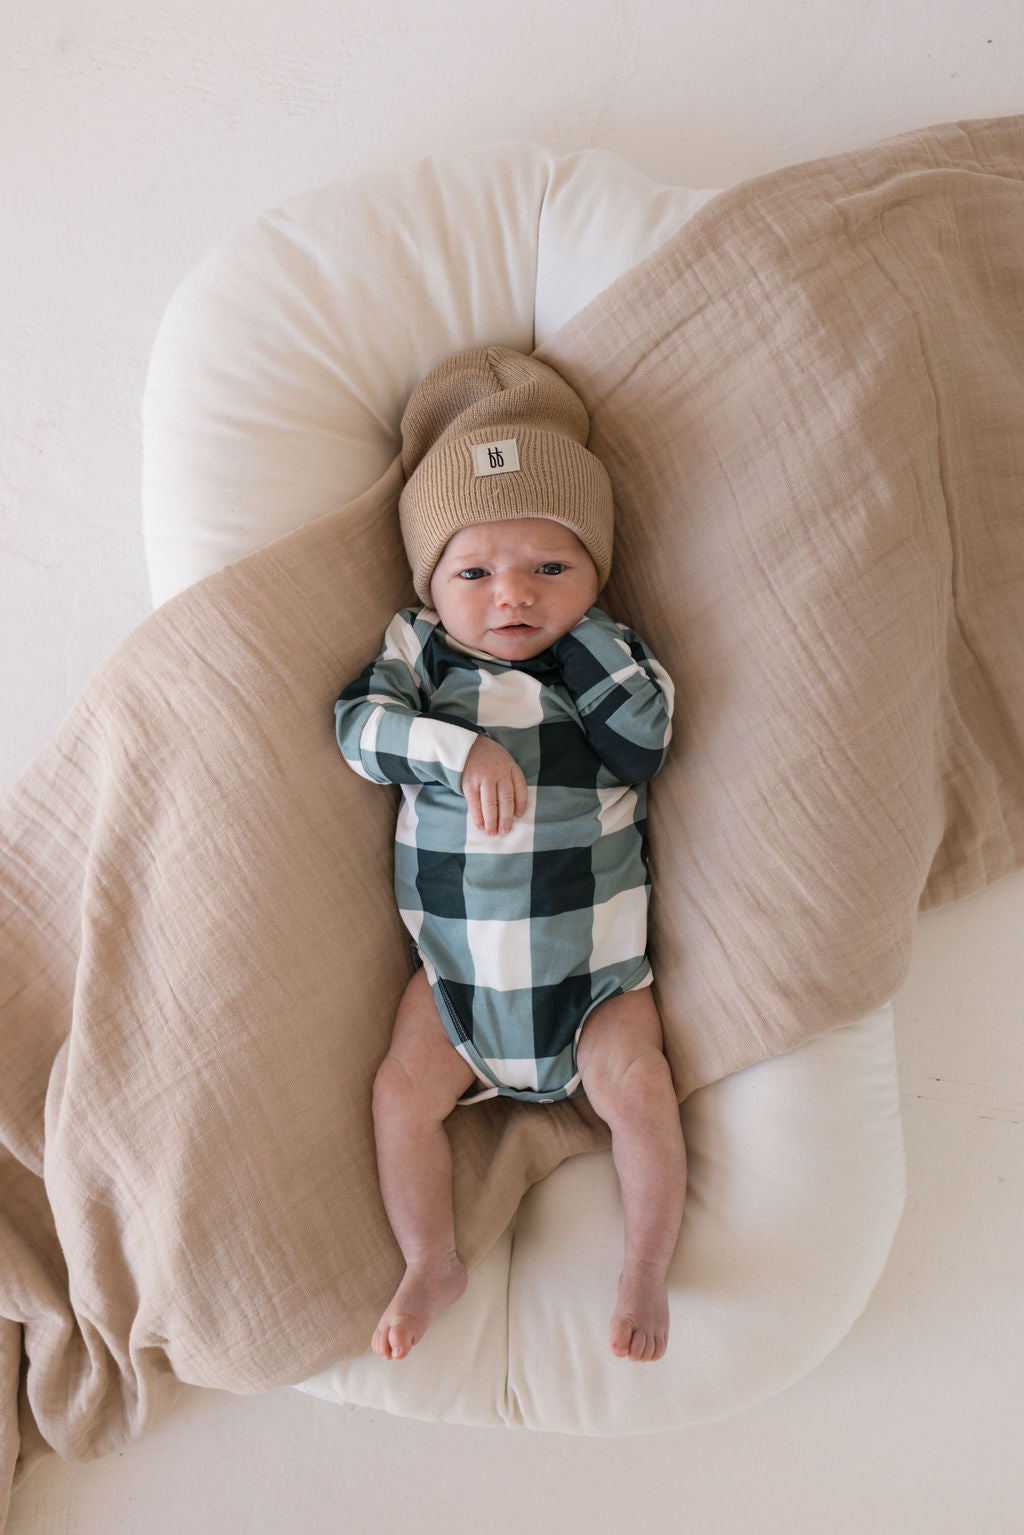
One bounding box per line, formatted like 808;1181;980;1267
142;142;906;1432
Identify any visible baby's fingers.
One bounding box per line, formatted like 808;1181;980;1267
495;775;519;835
493;767;528;835
512;764;529;821
464;781;485;833
475;781;498;835
476;775;512;835
460;738;527;835
492;780;516;836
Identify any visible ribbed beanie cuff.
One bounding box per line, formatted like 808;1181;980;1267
398;346;613;603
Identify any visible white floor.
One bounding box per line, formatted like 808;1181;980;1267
8;872;1023;1535
4;1;1024;1530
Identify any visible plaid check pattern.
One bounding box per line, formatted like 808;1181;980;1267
335;605;674;1102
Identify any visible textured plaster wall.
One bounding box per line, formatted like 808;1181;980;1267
2;0;1021;782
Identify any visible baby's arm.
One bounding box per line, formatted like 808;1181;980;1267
335;610;526;832
552;607;675;783
335;610;480;792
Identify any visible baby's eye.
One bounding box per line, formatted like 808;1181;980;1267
458;568;487;581
538;562;566;575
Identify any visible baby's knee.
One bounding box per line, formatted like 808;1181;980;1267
372;1053;418;1122
585;1045;673;1127
373;1046;469;1127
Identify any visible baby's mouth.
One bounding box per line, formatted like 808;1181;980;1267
495;623;537;634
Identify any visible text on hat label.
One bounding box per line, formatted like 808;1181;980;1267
471;439;521;477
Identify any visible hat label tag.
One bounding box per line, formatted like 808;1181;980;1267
471;439;520;477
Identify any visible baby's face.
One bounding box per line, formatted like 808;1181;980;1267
429;518;599;661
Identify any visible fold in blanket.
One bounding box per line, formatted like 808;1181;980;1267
2;116;1023;1515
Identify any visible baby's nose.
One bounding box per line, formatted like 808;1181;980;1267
495;575;534;607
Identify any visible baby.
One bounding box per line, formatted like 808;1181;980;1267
335;346;686;1365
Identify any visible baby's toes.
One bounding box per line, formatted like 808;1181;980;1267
610;1314;636;1358
632;1327;666;1363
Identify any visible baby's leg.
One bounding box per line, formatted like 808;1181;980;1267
371;966;478;1360
576;988;687;1362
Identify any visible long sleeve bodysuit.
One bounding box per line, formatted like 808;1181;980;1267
335;605;674;1103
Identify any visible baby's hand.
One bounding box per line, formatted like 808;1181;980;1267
461;736;528;835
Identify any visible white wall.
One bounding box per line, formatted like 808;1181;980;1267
3;3;1023;1533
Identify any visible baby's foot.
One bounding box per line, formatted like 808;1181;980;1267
372;1255;467;1361
609;1264;670;1362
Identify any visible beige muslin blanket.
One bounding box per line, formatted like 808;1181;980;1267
2;116;1023;1514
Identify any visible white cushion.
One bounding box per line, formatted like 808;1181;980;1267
141;141;905;1432
300;1005;904;1432
141;142;714;607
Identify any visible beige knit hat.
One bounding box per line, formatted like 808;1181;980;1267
398;346;613;603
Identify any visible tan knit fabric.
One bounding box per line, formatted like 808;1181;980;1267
398;346;614;602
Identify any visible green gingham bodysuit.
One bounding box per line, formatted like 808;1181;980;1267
334;605;674;1103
